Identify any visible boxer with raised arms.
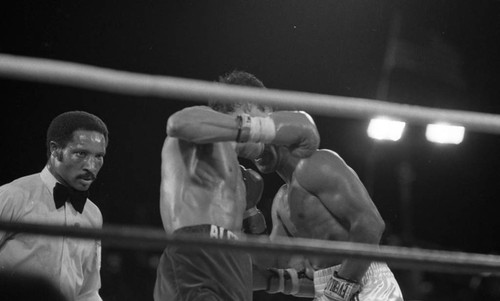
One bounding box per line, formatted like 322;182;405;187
154;70;319;301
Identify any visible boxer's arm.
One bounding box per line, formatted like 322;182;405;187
269;200;289;243
251;186;290;269
236;111;320;158
166;106;242;143
252;187;315;297
167;107;319;157
297;150;385;283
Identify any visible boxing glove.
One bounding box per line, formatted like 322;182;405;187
240;165;267;234
236;142;264;160
270;111;320;158
323;271;361;301
254;144;279;174
235;111;319;158
242;208;267;235
266;267;314;296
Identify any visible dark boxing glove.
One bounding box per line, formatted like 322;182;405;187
242;207;267;235
323;271;361;301
240;165;267;234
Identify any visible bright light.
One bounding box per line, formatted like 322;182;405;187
425;123;464;144
367;118;406;141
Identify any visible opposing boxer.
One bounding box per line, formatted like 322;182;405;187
253;144;405;300
153;70;319;301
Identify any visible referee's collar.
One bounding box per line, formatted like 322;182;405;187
40;166;59;195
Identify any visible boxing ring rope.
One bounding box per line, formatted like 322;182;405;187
2;53;500;276
1;221;500;275
2;53;500;135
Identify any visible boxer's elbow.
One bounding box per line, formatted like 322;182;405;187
166;113;190;138
351;213;385;244
167;106;214;140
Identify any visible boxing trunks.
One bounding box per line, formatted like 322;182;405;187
313;262;404;301
154;225;252;301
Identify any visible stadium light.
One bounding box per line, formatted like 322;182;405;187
425;123;465;144
367;117;406;141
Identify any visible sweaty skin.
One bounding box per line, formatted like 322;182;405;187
269;148;384;282
160;105;320;236
160;138;246;234
160;105;269;234
161;105;322;298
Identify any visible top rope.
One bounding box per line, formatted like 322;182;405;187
1;53;500;134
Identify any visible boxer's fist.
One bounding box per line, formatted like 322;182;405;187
242;207;267;234
240;165;266;234
323;271;361;301
240;165;264;210
267;268;307;296
270;111;319;158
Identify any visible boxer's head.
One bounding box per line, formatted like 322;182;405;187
209;70;273;116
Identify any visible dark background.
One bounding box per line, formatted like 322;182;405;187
1;0;500;300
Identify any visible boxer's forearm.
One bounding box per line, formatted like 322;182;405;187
166;106;240;143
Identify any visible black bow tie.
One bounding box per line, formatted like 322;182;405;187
53;182;88;214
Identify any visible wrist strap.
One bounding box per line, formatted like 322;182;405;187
249;116;276;143
266;268;301;295
235;114;251;142
236;114;276;143
276;269;285;293
266;268;284;294
285;268;300;295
